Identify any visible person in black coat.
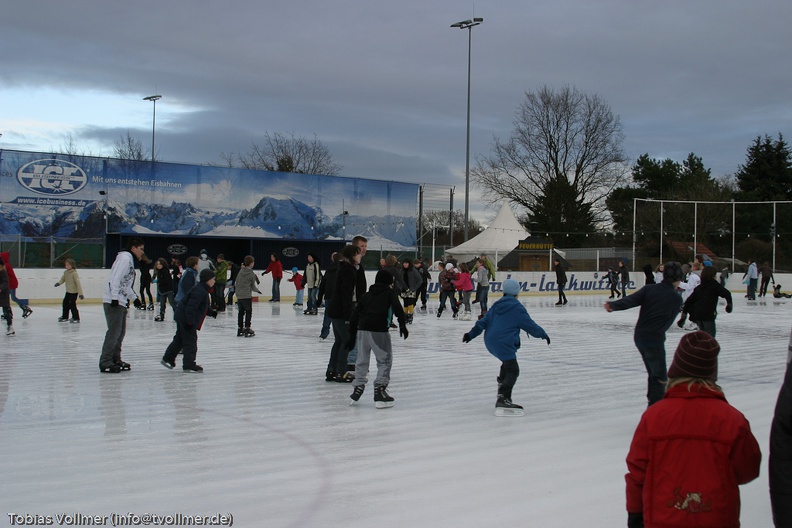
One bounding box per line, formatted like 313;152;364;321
325;244;361;382
317;252;340;339
161;269;217;372
770;331;792;527
347;270;409;407
154;258;176;322
604;261;684;406
618;260;630;298
681;265;733;338
554;258;568;306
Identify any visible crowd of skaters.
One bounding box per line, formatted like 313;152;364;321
2;240;792;526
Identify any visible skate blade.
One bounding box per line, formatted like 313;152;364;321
495;408;524;417
375;402;395;409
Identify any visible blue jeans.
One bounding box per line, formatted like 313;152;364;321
329;318;352;375
295;289;304;305
477;284;489;311
635;340;668;406
748;278;758;299
271;278;281;301
307;288;319;311
10;289;29;311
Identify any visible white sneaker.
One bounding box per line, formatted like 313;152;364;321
6;326;15;336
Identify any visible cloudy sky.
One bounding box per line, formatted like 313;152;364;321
2;1;791;224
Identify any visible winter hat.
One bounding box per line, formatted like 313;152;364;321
502;279;520;296
199;269;215;283
292;267;299;273
662;261;685;283
668;331;720;381
200;249;208;256
445;263;454;270
375;270;394;286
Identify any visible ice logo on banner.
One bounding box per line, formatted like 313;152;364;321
282;247;300;257
167;244;188;255
17;159;88;196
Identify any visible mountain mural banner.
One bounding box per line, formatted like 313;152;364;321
0;149;419;249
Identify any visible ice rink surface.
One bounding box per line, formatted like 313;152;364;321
0;292;787;527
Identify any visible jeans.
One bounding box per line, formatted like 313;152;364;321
748;278;758;299
100;303;128;369
294;289;304;305
320;299;332;338
237;298;253;329
306;288;319;311
271;278;281;301
439;290;458;313
159;290;176;318
477;284;489;311
329;318;352;375
635;340;668;406
10;289;29;311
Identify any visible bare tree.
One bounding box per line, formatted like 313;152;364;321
221;131;343;176
113;132;149;161
473;85;628;242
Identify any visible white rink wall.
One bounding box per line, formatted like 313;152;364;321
13;268;784;302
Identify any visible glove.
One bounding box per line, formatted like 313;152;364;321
399;323;409;339
462;333;471;343
627;512;644;528
725;304;733;313
111;299;119;307
79;295;84;300
544;336;551;345
54;282;60;287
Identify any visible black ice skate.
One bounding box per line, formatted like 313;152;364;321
114;360;131;371
244;327;255;337
374;386;394;409
495;395;524;417
237;328;246;337
349;385;365;405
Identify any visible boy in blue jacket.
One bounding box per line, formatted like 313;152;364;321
463;279;550;416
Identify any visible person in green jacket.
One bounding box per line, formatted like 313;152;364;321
214;254;230;312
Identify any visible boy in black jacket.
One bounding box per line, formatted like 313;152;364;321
681;265;733;338
161;269;217;372
348;270;409;408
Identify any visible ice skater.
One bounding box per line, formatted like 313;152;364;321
161;269;218;372
348;270;409;408
680;265;733;338
462;279;550;416
100;238;145;373
234;255;261;337
0;257;15;336
604;261;684;406
54;258;84;323
0;251;32;318
625;331;761;528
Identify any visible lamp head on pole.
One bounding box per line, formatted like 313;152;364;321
450;17;483;29
143;95;162;102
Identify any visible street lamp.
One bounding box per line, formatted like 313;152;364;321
450;17;483;242
143;95;162;163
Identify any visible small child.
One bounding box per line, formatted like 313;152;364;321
625;331;761;528
608;266;620;299
161;269;218;373
234;255;261;337
289;267;304;306
54;258;84;323
462;279;550;416
348;270;408;408
0;258;14;336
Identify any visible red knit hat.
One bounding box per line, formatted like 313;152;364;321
668;331;720;381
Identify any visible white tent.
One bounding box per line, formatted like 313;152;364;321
444;203;529;266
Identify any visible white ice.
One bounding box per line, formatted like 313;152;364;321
0;293;786;527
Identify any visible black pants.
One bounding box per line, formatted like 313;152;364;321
140;283;153;305
237;298;253;329
61;292;80;320
417;284;428;307
163;322;199;368
558;283;567;303
498;359;520;400
213;283;226;311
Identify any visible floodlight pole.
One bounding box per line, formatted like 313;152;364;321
451;17;483;242
143;95;162;163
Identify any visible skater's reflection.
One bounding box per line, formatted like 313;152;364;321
99;376;127;437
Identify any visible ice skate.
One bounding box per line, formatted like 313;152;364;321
69;318;80;323
349;385;365;405
161;358;175;370
183;364;204;373
114;360;131;371
147;304;155;311
374;386;394;409
237;328;246;337
244;327;255;337
495;395;524;417
155;315;165;322
58;317;68;322
6;326;15;336
22;306;33;318
460;311;471;321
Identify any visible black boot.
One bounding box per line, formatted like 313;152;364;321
374;386;395;408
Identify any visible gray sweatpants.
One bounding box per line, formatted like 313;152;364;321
353;330;393;389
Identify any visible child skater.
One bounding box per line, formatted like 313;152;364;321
348;270;409;408
289;267;304;306
462;279;550;416
234;255;261;337
625;331;761;528
0;257;14;336
680;265;733;338
54;258;84;323
161;269;217;373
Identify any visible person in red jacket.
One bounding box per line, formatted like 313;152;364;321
261;253;283;302
0;251;33;318
625;331;761;528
